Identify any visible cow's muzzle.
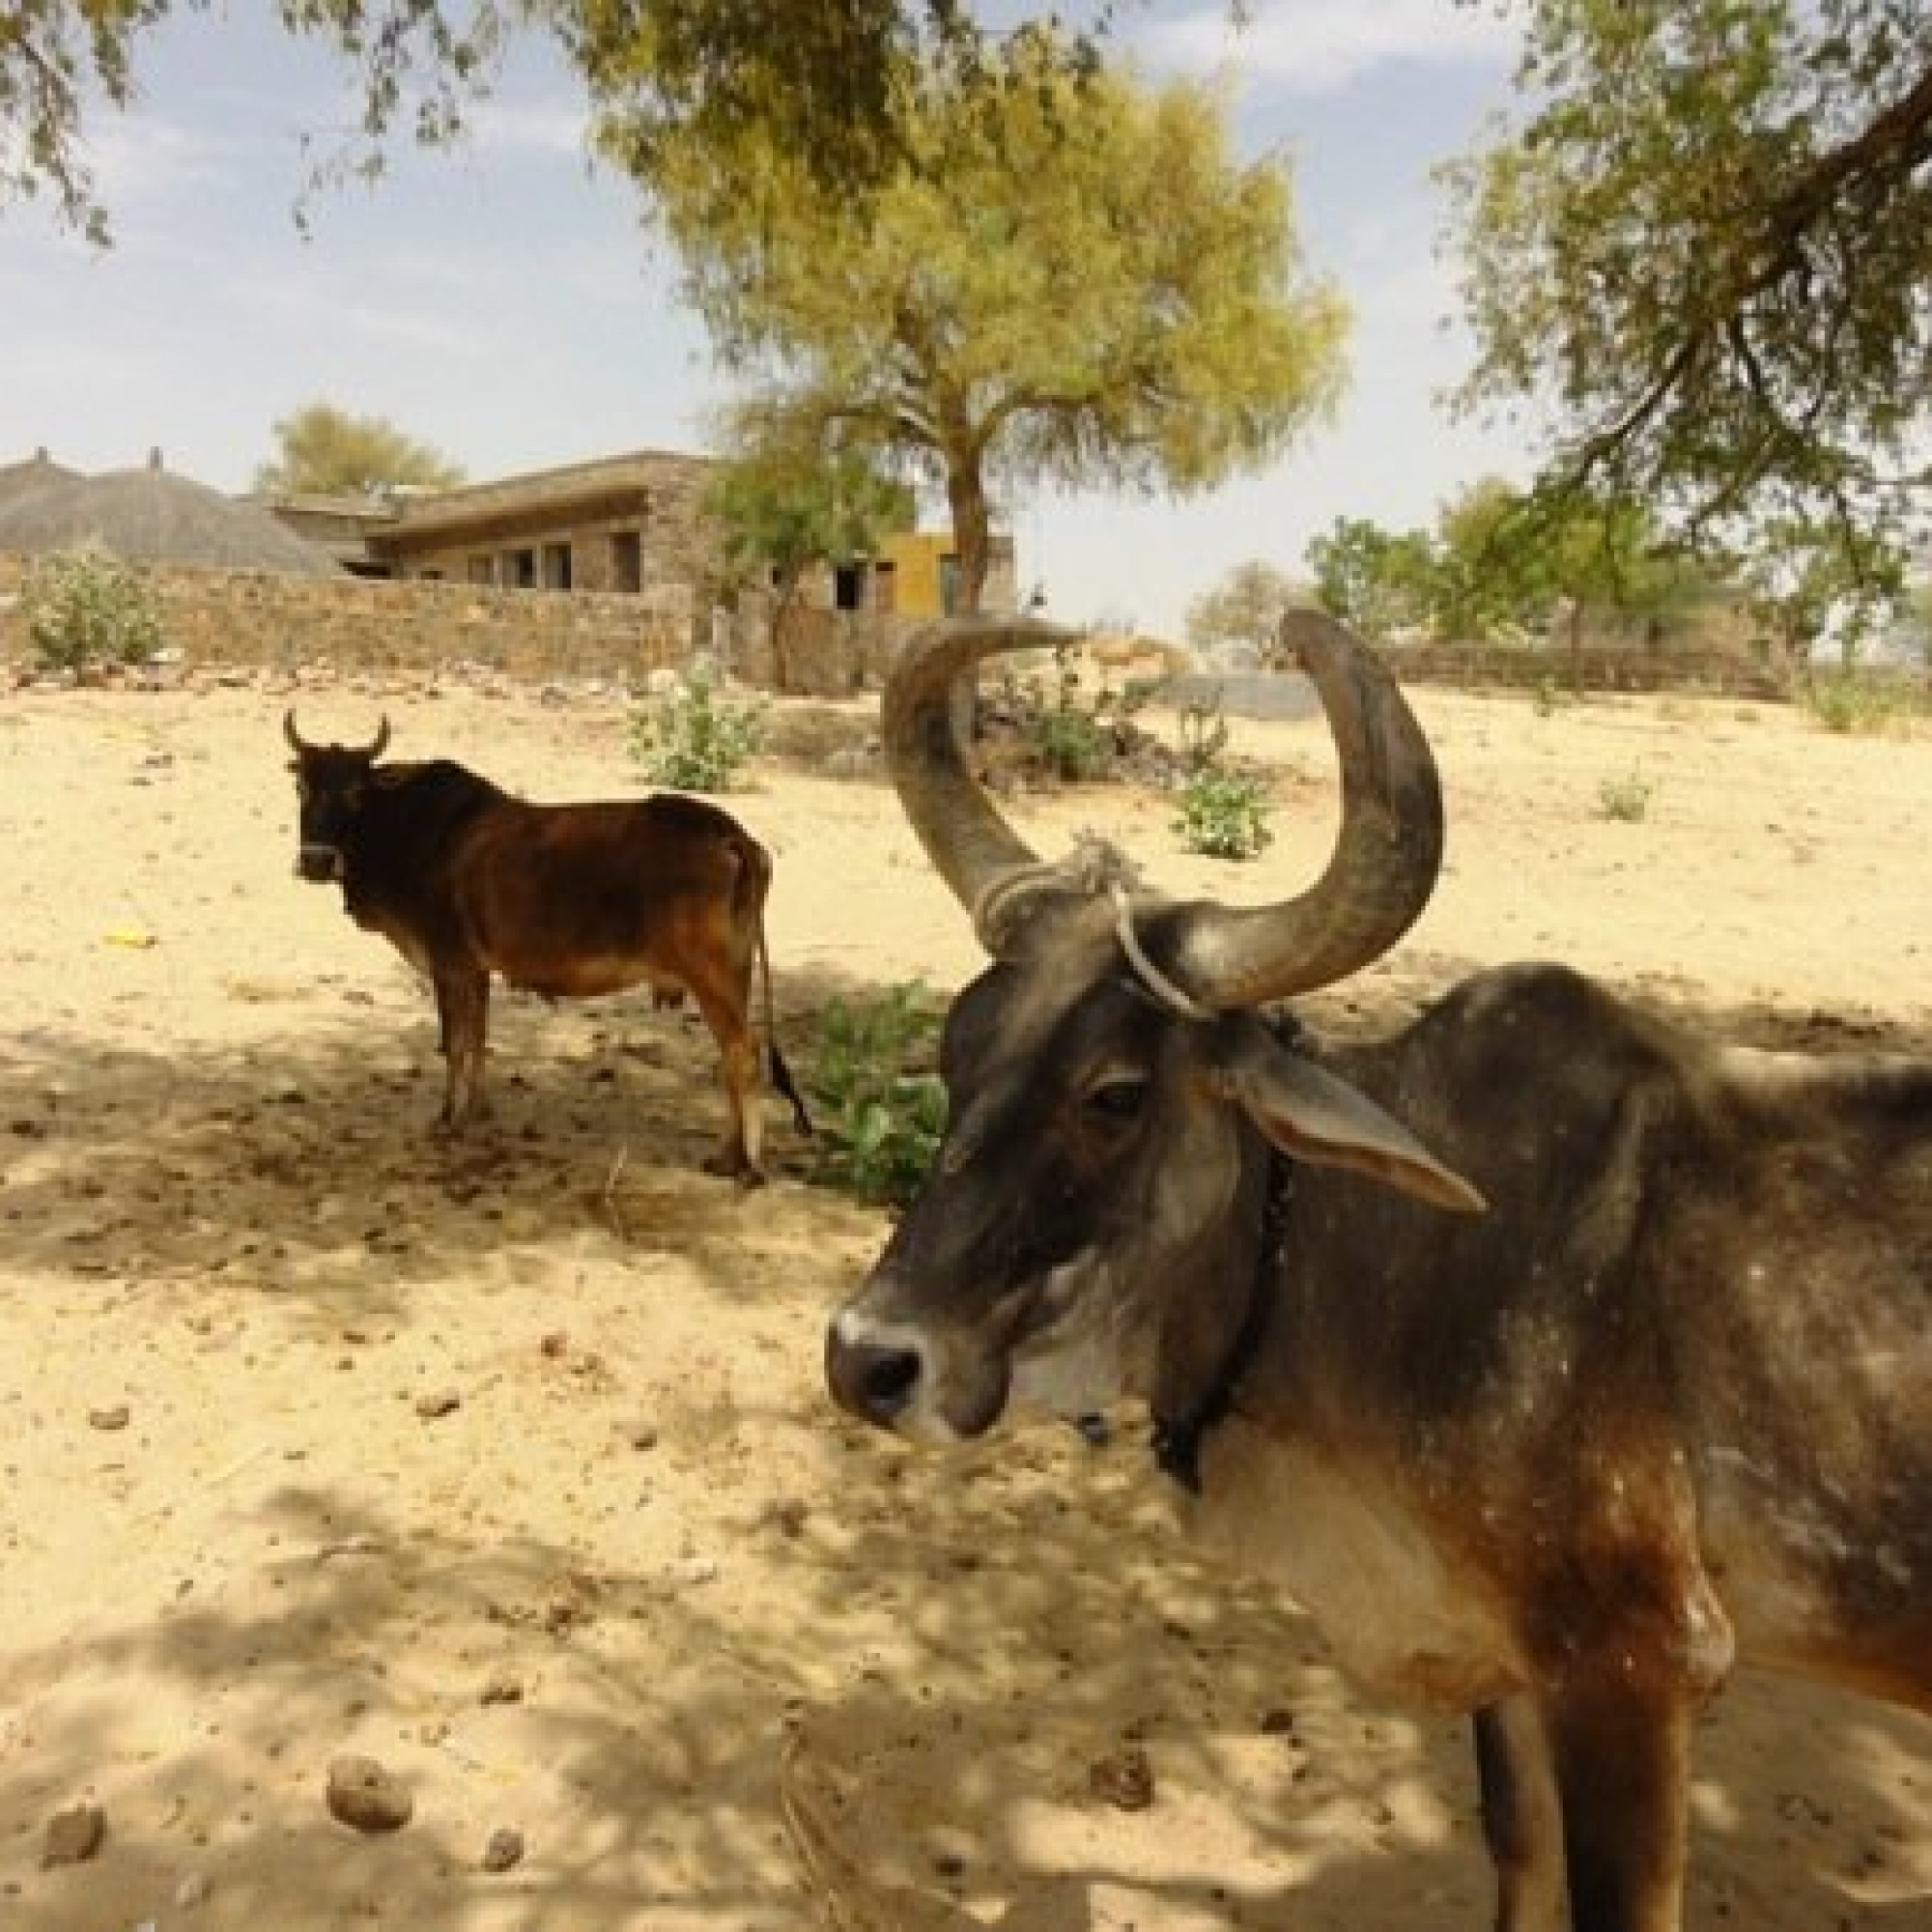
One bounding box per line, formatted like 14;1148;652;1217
295;843;343;883
825;1304;1009;1441
826;1323;924;1427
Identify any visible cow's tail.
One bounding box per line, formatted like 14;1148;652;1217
739;835;813;1138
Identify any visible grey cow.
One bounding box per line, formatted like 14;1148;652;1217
827;612;1932;1932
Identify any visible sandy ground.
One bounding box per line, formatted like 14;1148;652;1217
3;662;1931;1932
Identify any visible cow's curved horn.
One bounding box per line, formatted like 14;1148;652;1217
282;711;390;760
882;611;1443;1007
1163;611;1444;1008
881;617;1062;925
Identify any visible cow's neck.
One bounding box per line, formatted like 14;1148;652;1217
1151;1143;1292;1494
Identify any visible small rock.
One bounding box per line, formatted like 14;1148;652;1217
539;1330;569;1358
623;1420;659;1451
769;1498;809;1538
479;1671;525;1706
87;1404;130;1433
414;1389;461;1419
480;1827;526;1873
1089;1746;1155;1812
175;1870;213;1908
326;1755;413;1833
43;1802;107;1865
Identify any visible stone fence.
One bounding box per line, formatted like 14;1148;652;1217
0;553;699;685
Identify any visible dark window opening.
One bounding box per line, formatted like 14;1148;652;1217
508;549;537;588
834;562;866;611
611;530;643;593
542;542;573;590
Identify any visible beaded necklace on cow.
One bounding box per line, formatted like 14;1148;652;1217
1106;882;1293;1495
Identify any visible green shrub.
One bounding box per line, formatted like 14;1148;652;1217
629;667;767;791
806;981;948;1208
1175;765;1274;860
1805;673;1919;735
1001;644;1145;782
20;544;164;676
1596;764;1656;822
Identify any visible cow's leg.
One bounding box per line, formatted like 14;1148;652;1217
1545;1673;1692;1932
1474;1697;1565;1932
684;974;764;1183
434;967;492;1127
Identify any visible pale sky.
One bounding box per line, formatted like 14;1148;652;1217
0;1;1538;642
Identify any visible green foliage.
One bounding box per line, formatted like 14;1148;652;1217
1596;765;1656;823
10;3;1024;245
254;401;465;496
1175;764;1273;861
1306;516;1440;641
806;980;948;1208
629;667;768;791
1447;0;1932;579
19;544;165;675
1804;674;1924;736
1001;645;1146;782
626;23;1345;614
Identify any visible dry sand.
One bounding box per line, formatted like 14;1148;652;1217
3;666;1930;1930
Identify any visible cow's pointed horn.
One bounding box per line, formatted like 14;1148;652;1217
1163;611;1444;1009
368;714;390;759
283;708;308;753
882;617;1065;941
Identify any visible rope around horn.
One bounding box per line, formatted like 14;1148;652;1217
968;835;1215;1023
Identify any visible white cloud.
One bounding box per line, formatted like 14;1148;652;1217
1138;0;1519;95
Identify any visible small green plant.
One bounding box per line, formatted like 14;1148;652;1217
1530;672;1565;718
1805;673;1918;735
806;981;948;1208
1596;764;1656;822
20;543;164;676
1002;644;1146;782
1175;764;1274;860
629;666;767;791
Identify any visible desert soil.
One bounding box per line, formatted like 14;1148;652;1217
2;663;1930;1932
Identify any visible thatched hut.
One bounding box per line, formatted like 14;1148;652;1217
0;450;338;576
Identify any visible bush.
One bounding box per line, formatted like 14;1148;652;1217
629;667;768;791
805;981;948;1208
999;644;1146;782
1805;673;1921;735
1596;764;1656;822
20;544;164;676
1175;764;1274;860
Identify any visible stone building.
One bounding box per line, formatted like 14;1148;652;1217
261;448;715;598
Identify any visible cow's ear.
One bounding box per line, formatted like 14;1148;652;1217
1218;1029;1485;1214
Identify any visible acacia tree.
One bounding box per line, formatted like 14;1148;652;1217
1185;559;1305;663
704;434;914;689
1449;0;1932;575
1306;517;1439;642
615;29;1345;615
4;1;1097;243
254;403;465;495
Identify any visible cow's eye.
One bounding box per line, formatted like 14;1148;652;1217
1084;1075;1149;1124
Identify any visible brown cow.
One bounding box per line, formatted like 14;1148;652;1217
285;713;809;1181
826;613;1932;1931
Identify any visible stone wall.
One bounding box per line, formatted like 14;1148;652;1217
0;552;699;684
